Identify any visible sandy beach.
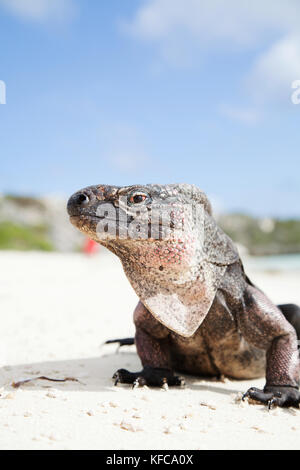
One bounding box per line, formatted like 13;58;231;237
0;249;299;450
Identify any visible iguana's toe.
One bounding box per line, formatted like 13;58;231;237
112;366;185;389
113;369;136;386
243;386;300;409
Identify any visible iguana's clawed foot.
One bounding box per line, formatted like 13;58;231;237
242;386;300;409
112;366;185;389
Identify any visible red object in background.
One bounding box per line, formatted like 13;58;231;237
83;237;99;255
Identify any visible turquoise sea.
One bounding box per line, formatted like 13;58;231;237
245;254;300;272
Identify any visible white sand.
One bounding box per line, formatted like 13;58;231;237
0;250;299;450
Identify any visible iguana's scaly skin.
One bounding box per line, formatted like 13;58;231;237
67;183;300;408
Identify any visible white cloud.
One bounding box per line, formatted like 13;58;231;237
247;35;300;102
125;0;300;105
126;0;300;49
0;0;76;23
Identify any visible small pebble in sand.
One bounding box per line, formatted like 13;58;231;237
163;425;181;434
251;426;267;434
179;423;187;431
119;420;143;432
23;412;32;418
46;392;57;399
48;433;60;441
199;401;216;411
86;410;94;416
232;392;243;404
109;401;118;408
100;401;109;407
132;413;142;419
4;392;16;400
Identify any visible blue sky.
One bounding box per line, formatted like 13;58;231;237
0;0;299;217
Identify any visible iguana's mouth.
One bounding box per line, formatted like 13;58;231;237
69;214;106;222
70;214;180;244
69;214;106;231
70;214;169;228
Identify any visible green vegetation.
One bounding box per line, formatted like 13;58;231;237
0;221;53;251
3;194;46;210
219;214;300;256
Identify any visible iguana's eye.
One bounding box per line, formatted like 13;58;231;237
129;193;148;204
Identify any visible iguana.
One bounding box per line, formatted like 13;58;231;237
67;183;300;408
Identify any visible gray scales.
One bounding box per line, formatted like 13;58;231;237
67;184;300;408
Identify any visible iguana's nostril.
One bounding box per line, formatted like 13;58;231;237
75;193;90;206
67;191;91;216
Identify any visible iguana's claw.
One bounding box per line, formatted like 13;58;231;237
112;366;185;389
243;386;300;409
132;376;147;389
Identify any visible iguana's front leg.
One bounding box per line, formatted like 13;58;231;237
113;302;184;388
239;285;300;408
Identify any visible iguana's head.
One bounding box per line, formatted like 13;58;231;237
68;183;211;269
67;183;238;337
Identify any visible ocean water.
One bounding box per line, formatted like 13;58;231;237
245;253;300;272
